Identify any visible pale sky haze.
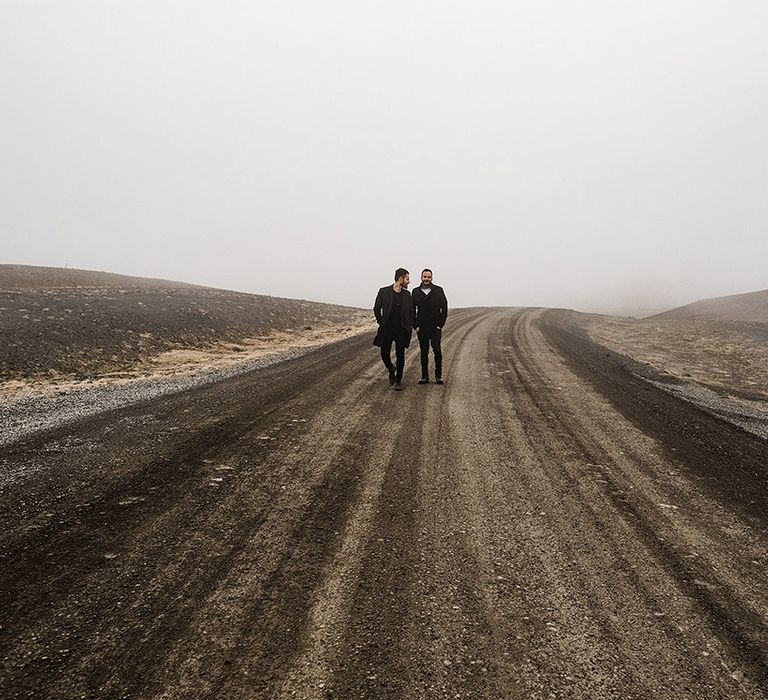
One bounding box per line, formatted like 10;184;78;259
1;1;766;315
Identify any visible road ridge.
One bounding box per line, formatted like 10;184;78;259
2;308;767;699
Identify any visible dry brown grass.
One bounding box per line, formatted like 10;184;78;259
588;316;768;400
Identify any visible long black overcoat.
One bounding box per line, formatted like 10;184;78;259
372;285;413;347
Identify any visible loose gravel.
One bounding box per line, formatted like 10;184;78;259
0;346;313;448
648;378;768;440
3;309;768;699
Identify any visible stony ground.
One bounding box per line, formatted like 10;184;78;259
0;265;369;382
586;313;768;439
587;314;768;400
1;308;767;699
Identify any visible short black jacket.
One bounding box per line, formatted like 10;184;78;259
411;284;448;329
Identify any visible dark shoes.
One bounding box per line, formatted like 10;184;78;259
388;366;396;385
394;380;402;391
418;375;443;385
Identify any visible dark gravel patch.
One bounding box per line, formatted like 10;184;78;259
0;265;366;381
538;309;768;527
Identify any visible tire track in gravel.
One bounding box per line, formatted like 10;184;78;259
61;385;379;699
194;313;484;698
2;308;767;699
1;333;377;697
399;310;533;699
491;309;768;698
328;310;491;698
538;309;768;525
274;313;486;698
0;340;370;595
0;310;491;699
429;308;620;699
525;311;768;676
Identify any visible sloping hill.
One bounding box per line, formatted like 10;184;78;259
650;288;768;323
0;265;369;381
0;265;200;291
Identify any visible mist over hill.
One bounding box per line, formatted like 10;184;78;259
0;265;369;381
650;288;768;323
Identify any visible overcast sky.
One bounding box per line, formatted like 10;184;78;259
2;1;766;314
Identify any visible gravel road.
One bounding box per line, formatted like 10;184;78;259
1;308;766;699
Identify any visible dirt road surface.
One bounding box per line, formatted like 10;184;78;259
2;309;767;699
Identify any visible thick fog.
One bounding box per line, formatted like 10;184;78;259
2;1;766;315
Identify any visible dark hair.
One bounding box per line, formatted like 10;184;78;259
394;267;409;281
422;268;432;275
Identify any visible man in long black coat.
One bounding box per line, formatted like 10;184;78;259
411;268;448;384
373;267;413;391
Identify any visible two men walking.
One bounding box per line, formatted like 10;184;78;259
373;267;448;390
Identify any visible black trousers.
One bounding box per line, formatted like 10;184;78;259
380;329;408;380
417;326;442;378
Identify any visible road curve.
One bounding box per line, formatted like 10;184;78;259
1;308;767;699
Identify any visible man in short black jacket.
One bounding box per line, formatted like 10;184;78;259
373;267;413;391
411;268;448;384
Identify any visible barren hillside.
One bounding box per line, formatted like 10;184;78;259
0;265;371;382
651;288;768;323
